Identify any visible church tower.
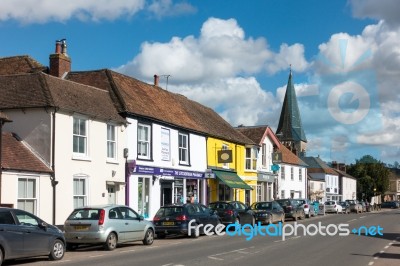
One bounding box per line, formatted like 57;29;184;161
276;69;307;155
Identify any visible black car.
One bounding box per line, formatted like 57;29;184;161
153;203;221;239
208;201;255;226
381;201;400;209
338;201;350;214
0;208;65;265
250;201;285;225
276;199;305;221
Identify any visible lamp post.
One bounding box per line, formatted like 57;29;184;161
0;112;13;206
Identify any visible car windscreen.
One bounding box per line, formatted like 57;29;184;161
155;207;183;218
251;202;272;210
67;209;101;220
276;200;291;207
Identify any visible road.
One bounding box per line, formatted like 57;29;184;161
4;209;399;266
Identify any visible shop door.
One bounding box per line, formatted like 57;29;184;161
160;181;173;206
138;177;150;218
107;185;116;204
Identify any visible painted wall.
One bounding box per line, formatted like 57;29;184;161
2;171;53;222
342;177;357;200
277;164;307;199
54;111;126;224
125;118;207;220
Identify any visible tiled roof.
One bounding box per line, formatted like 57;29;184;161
332;168;356;179
1;132;52;173
235;125;268;144
66;70;254;145
301;156;338;175
279;144;307;166
235;125;281;147
0;55;47;75
0;72;125;123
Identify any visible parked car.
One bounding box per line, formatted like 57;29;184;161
381;201;400;209
324;200;343;213
0;207;65;265
250;201;285;225
345;199;363;213
64;204;155;251
276;199;305;221
359;201;367;212
208;201;255;226
338;201;350;214
295;199;316;218
153;203;221;238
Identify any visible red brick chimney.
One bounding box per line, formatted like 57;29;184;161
154;74;159;86
49;39;71;78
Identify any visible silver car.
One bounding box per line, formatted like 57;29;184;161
64;205;155;251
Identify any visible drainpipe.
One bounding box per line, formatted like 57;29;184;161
50;108;59;225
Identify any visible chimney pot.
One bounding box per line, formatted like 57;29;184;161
55;40;62;54
154;74;159;86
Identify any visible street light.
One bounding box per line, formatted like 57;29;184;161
0;112;13;205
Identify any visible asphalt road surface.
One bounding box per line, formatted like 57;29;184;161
4;208;399;266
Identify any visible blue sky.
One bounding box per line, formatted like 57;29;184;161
1;0;399;165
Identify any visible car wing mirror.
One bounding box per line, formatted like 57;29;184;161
138;215;144;221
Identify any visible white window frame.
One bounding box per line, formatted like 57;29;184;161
73;116;89;157
222;144;229;169
17;177;37;215
107;124;117;161
178;132;189;165
262;144;266;167
73;175;88;208
137;123;151;160
291;167;294;181
245;147;257;171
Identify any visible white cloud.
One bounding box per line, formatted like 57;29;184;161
0;0;145;24
350;0;400;26
117;17;309;82
169;77;280;127
148;0;196;19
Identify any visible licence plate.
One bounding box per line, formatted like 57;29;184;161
163;222;175;226
74;225;90;231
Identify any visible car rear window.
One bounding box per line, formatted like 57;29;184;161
251;202;272;210
67;209;101;220
209;203;229;210
155;207;183;217
276;200;291;207
325;201;335;205
0;211;15;225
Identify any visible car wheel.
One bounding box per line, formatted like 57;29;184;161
49;239;65;261
104;232;117;251
0;247;3;265
143;229;154;245
251;216;256;226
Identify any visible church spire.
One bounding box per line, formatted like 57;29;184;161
276;69;307;155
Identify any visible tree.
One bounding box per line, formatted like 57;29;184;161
347;155;390;201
